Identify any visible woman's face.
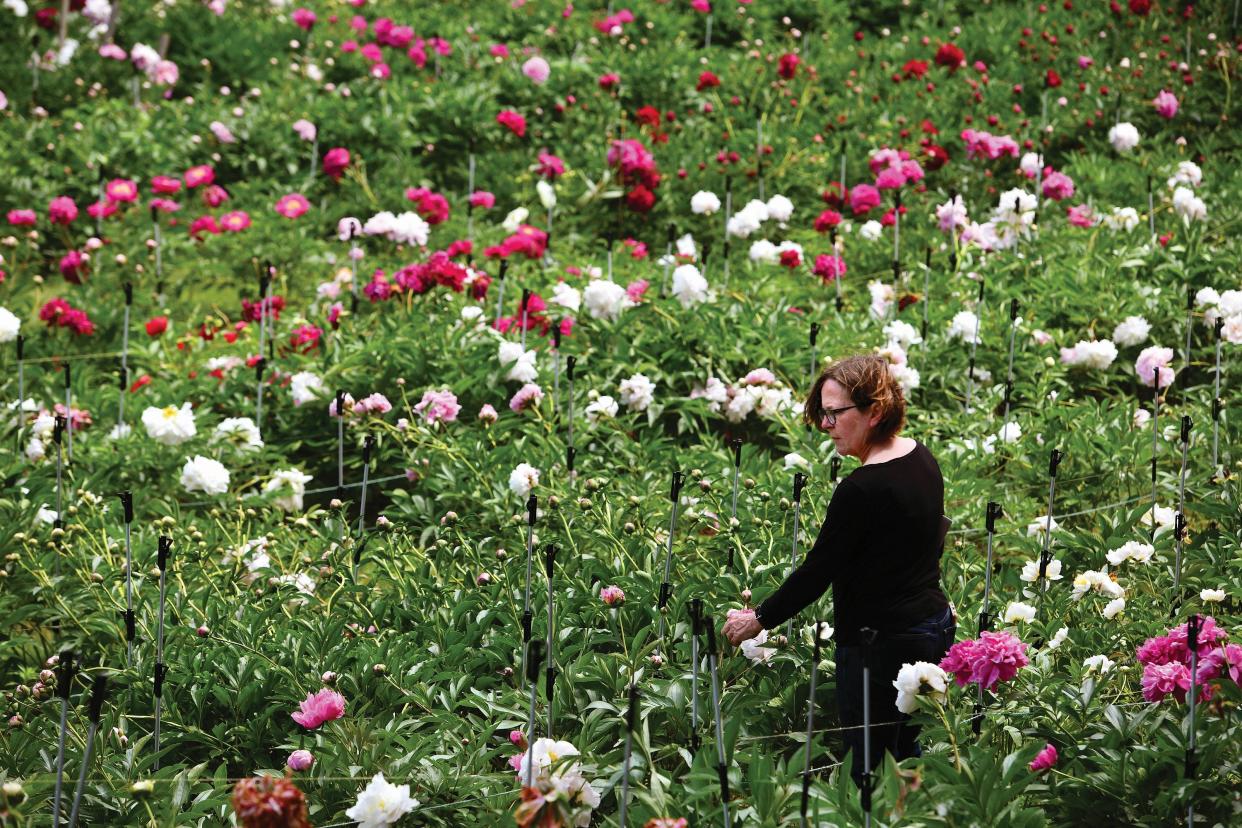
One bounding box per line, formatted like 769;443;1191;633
820;379;874;459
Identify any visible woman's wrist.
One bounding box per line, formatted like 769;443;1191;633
753;604;767;630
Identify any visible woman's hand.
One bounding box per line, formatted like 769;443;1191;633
723;609;763;646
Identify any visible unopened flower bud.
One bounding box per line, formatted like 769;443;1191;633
131;780;155;799
196;625;210;637
476;572;492;586
373;663;387;676
741;589;752;602
649;654;664;667
321;671;338;685
744;478;756;489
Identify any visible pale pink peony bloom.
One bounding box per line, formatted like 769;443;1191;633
509;383;544;412
413;389;461;425
522;56;550;84
293;119;317;141
478;403;499;423
291;689;345;728
600;586;625;606
287;749;315;771
1134;346;1174;388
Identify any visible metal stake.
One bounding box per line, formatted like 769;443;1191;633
705;616;730;827
618;684;640;825
153;536;171;769
786;473;807;641
52;650;76;828
655;471;687;644
68;673;108;828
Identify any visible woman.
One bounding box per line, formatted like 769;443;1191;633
722;354;955;785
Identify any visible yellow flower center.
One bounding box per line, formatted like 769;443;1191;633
162;406;179;419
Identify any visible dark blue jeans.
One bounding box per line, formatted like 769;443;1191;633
834;607;956;787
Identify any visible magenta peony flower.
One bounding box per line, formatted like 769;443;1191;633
106;179;139;203
469;191;496;209
414;389;461;425
496;109;526;137
848;184;881;215
1066;204;1095;228
275;193;311;219
184;165;214;189
1141;661;1192;703
322;148;351;181
875;168;906;190
59;250;89;284
48;196;79;225
813;254;847;283
7;208;37;226
291;689;345;729
1152;90;1178;119
1029;743;1057;772
536;152;565;180
151;175;181;194
291;8;316;31
940;631;1029;691
220;211;251;232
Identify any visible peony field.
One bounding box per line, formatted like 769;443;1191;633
0;0;1240;825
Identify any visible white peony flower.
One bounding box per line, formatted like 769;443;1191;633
508;463;540;498
581;279;633;322
740;627;775;664
1061;339;1118;370
36;504;58;524
726;200;768;238
675;233;697;259
142;403;197;446
618;373;656;412
1003;601;1036;624
213;417;263;451
502;206;529;233
345;772;420;828
765;194;794;223
1026;515;1060;537
180;456;229;495
1071;569;1124;601
536;180;556;210
888;363;920;394
883;319;922;348
783;452;810;471
1140;503;1175;535
671;264;709;309
868;281;894;319
0;306;20;343
584;394;618;423
892;661;949;713
1112;315;1151;347
1166;161;1202;189
389;211;430;246
1083;654;1115;674
289;372;324;407
947;310;981;344
1046;626;1070;651
1019;152;1043;178
690;190;721;215
1102;206;1141;232
264;468;313;511
1200;588;1226;603
995;421;1022;444
1104;540;1154;566
1171;186;1206;222
461;305;484;321
498;341;538;383
1102;597;1126;619
1108;122;1140;153
858;220;883;241
1019;558;1061;582
748;239;779;264
550;281;581;313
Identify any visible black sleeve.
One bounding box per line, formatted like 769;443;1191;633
755;477;863;630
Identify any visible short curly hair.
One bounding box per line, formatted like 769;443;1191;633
803;354;906;441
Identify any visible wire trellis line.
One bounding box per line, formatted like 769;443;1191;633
945;494;1149;536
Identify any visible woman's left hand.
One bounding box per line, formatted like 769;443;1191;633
723;609;763;646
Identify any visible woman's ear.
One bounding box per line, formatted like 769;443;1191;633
867;407;884;429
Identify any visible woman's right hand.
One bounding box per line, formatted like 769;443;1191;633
723;609;763;646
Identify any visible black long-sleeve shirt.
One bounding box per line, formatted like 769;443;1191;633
756;441;949;645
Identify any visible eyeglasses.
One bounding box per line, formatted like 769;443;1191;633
821;405;859;427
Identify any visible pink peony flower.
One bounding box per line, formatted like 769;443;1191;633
469;191;496;209
7;209;37;225
1153;90;1178;119
292;8;317;30
322;147;351;181
1066;204;1095;228
292;119;317;142
1141;661;1192;703
275;193;311;219
849;184;881;215
1042;171;1075;201
291;689;346;728
1134;346;1174;388
59;250;89;284
625;279;649;302
601;585;626;606
509;383;544;412
1029;744;1057;772
414;389;462;425
106;179;139;203
286;749;314;771
522;56;550;84
497;109;527;137
813;253;847;283
478;403;499;423
536;152;565;180
184;165;215;188
220;211;251;232
598;72;620;90
875;167;906;190
743;368;776;386
48;196;79;225
940;631;1029;691
99;43;127;61
151;175;182;194
353;392;393;416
